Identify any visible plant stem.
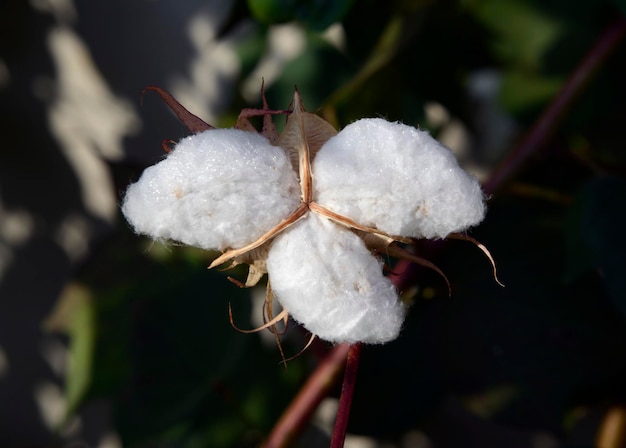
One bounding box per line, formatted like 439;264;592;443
262;343;350;448
330;343;363;448
483;16;626;195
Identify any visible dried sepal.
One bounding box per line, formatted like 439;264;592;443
244;261;267;288
309;202;411;244
279;333;317;366
447;233;505;287
208;204;309;269
277;90;337;201
235;108;291;137
383;244;452;297
161;139;176;153
228;302;289;334
234;79;288;144
143;85;213;133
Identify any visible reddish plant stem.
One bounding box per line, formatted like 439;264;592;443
483;16;626;195
262;343;350;448
330;343;363;448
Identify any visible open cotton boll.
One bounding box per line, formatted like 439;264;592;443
313;118;485;239
122;129;301;250
267;213;405;344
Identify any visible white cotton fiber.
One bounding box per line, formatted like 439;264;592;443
266;213;405;344
122;129;301;250
313;118;485;239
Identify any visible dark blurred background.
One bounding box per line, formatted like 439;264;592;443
1;0;626;447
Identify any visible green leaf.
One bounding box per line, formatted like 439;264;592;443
465;0;564;71
500;70;562;115
294;0;356;31
43;283;97;421
247;0;355;30
266;32;353;111
247;0;299;25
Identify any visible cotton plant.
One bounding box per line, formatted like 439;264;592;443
122;86;495;346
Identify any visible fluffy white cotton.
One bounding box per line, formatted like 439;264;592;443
267;213;405;344
313;118;485;239
122;129;301;250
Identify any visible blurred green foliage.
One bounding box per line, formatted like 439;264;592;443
57;0;626;446
247;0;355;30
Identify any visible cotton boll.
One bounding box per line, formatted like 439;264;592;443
313;118;485;239
267;213;405;344
122;129;301;250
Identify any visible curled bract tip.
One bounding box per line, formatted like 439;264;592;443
143;85;213;134
448;233;505;288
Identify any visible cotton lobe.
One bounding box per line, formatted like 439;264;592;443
122;129;300;250
314;118;485;239
267;213;403;344
122;91;488;346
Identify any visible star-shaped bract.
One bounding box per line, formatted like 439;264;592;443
122;88;486;344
